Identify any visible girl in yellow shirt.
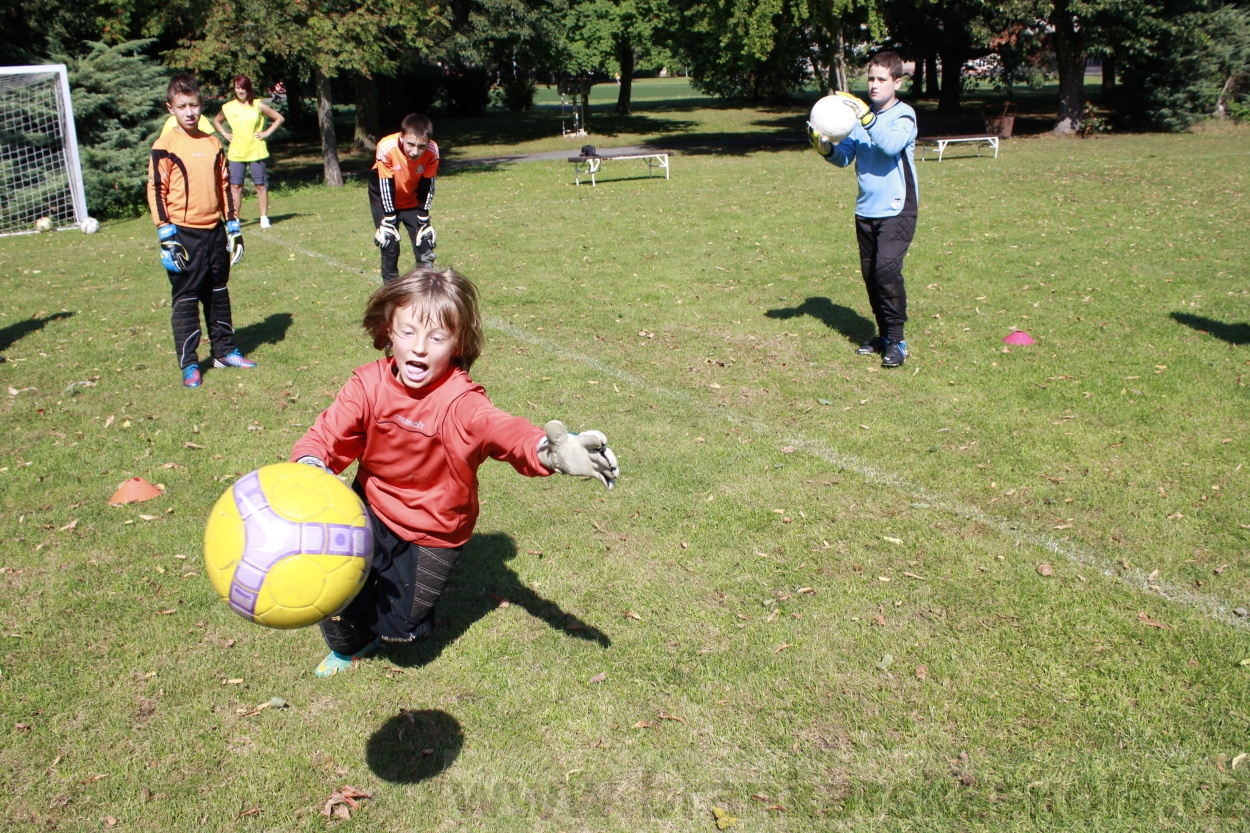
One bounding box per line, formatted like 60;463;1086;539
213;75;285;229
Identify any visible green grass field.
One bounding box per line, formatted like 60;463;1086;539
1;107;1248;831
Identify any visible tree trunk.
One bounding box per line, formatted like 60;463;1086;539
1214;74;1237;118
315;68;343;187
284;74;311;131
354;74;379;152
1051;0;1086;135
925;54;940;98
1101;55;1115;92
832;22;848;92
912;56;925;97
615;39;634;114
937;47;964;113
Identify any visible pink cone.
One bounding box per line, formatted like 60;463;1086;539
1002;331;1036;346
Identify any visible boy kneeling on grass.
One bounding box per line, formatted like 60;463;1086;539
291;267;620;677
147;73;255;388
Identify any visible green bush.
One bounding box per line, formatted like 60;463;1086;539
60;41;169;219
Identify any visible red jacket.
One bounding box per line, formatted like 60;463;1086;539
291;360;549;547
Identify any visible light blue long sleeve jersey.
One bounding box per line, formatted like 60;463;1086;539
828;100;919;219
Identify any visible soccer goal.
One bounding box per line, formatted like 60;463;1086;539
0;65;91;236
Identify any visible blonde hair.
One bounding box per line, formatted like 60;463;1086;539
362;267;483;371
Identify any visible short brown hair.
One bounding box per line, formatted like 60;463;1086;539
867;51;905;80
400;113;433;142
167;73;201;103
362;267;483;371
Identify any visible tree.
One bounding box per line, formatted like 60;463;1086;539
58;40;170;218
171;0;438;185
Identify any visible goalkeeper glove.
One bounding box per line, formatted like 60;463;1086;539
374;214;400;248
806;122;833;157
538;420;619;489
835;91;876;129
158;224;190;273
415;213;436;249
295;455;329;471
225;219;244;266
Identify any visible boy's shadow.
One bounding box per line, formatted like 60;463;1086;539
765;297;875;345
234;312;293;356
1171;312;1250;346
385;532;611;670
365;709;462;783
0;311;74;354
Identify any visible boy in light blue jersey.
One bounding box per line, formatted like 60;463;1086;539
809;51;918;368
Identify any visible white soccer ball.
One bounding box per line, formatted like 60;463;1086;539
35;217;53;233
809;95;857;142
81;217;100;234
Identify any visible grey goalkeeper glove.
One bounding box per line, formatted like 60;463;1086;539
295;455;329;471
539;420;619;489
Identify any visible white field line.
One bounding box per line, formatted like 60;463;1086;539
257;230;1249;630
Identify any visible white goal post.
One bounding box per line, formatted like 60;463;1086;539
0;64;91;236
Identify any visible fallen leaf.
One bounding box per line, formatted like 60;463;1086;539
1137;611;1173;630
658;712;687;724
872;615;886;626
625;609;642;621
154;608;176;615
876;653;894;670
1215;564;1229;575
223;678;244;685
883;536;903;544
764;804;785;811
589;672;606;684
104;816;117;827
58;518;79;532
632;720;652;729
903;572;926;580
1052;523;1072;530
78;774;106;784
139;514;158;521
183;441;205;449
235;807;260;819
750;794;769;802
49;795;70;810
915;665;928;681
712;806;738;829
773;643;794;653
1233;753;1248;769
320;786;371;819
1037;563;1054;576
781;445;796;453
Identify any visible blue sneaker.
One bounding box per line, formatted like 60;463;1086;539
315;636;381;678
182;365;202;387
213;350;256;369
881;339;908;368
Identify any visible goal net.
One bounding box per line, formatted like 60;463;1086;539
0;65;89;236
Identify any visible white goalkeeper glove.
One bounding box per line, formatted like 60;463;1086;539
158;224;189;273
295;455;329;471
835;91;876;129
374;215;400;248
538;420;619;489
415;213;436;249
225;219;244;265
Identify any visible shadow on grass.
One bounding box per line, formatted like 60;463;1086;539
1170;312;1250;345
0;311;74;354
765;297;874;344
385;531;610;671
234;312;294;356
366;709;462;783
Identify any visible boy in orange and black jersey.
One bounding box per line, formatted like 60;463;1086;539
148;73;256;387
369;113;439;283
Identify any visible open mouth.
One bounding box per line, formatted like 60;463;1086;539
402;359;429;384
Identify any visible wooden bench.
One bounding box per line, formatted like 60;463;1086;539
569;151;671;185
917;134;1000;162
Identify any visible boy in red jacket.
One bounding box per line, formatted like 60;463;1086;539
292;267;619;676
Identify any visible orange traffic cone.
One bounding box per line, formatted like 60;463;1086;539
109;477;163;506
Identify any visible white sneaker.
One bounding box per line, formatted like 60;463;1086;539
259;216;271;229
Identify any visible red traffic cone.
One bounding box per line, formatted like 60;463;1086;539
109;477;163;506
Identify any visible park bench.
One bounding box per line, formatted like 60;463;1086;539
569;150;671;185
917;134;1000;162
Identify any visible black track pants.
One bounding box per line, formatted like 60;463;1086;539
167;224;237;368
856;213;916;343
320;499;462;655
370;203;436;283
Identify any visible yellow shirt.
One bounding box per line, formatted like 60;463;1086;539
161;115;216;137
220;99;269;162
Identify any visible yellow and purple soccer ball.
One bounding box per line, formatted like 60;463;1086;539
204;463;372;629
